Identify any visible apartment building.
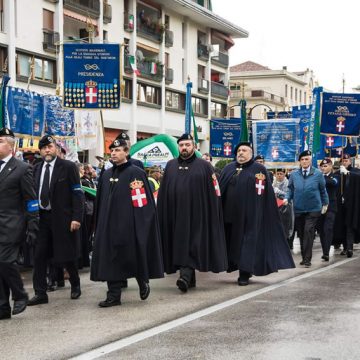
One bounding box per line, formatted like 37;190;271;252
229;61;315;120
0;0;248;155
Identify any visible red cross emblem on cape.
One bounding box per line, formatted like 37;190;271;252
130;179;148;207
212;174;221;196
255;172;266;195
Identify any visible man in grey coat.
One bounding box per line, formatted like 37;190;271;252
0;128;39;320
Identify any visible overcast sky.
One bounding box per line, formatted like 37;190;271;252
212;0;359;93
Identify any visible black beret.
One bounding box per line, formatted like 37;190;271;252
39;135;56;149
298;150;312;160
177;133;194;143
0;127;15;138
342;153;351;160
254;154;264;161
234;142;253;154
116;132;130;141
276;168;286;173
109;138;128;150
320;158;332;166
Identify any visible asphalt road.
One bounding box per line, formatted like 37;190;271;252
1;240;359;360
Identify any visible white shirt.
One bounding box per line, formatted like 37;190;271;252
0;154;13;173
39;157;57;209
302;167;311;176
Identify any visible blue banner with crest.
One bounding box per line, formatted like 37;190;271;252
63;43;120;109
252;119;299;164
210;118;241;158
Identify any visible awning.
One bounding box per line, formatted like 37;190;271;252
137;42;159;54
64;9;98;26
211;29;235;49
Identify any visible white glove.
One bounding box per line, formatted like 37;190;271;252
340;165;349;175
282;199;288;206
321;205;328;214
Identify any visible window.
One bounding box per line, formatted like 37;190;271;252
103;30;108;42
290;86;293;100
165;90;185;110
0;0;4;32
0;46;7;73
304;91;307;104
43;9;54;31
192;97;207;115
137;83;161;105
211;102;226;118
165;15;170;29
16;52;56;83
285;84;288;97
299;90;302;103
182;58;185;84
122;78;132;100
182;22;185;48
295;88;298;101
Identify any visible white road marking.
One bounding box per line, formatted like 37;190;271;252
70;258;356;360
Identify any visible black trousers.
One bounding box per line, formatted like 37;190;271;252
33;211;80;295
295;212;321;263
106;281;122;301
0;262;28;311
318;211;336;256
344;227;355;251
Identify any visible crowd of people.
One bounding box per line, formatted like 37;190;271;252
1;126;360;320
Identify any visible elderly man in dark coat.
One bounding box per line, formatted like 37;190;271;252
91;138;163;307
219;142;295;285
0;128;39;320
28;135;83;306
157;134;227;293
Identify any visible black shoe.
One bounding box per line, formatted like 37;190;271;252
139;282;150;301
47;281;57;292
299;260;305;265
347;250;353;258
238;272;250;286
98;298;121;308
304;262;311;268
12;297;28;315
0;311;11;320
334;244;340;250
70;286;81;300
57;280;65;288
27;295;49;306
176;278;188;293
119;280;128;289
340;250;347;255
322;255;329;262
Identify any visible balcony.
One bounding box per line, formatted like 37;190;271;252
198;78;209;94
138;60;163;82
165;68;174;84
124;12;134;32
197;44;209;61
63;0;100;18
211;51;229;68
43;30;60;53
165;30;173;47
230;89;285;105
124;54;133;74
103;2;112;24
137;22;163;43
211;81;229;99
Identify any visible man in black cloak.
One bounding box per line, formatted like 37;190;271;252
90;138;163;307
219;142;295;286
157;134;227;293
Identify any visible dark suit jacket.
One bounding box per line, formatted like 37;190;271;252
34;157;83;263
0;157;38;263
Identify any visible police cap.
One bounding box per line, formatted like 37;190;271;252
39;135;56;149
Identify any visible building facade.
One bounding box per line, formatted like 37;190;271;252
229;61;315;120
0;0;248;158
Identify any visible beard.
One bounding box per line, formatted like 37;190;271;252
43;154;56;163
180;149;194;159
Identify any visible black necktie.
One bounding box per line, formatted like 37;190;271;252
40;164;51;208
303;170;307;178
0;160;4;169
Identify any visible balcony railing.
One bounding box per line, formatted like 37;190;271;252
103;3;112;24
198;78;209;94
124;12;134;32
64;0;100;18
165;30;173;47
165;68;174;84
138;60;163;82
137;22;162;43
197;44;209;61
230;89;285;105
43;30;60;53
211;81;229;99
211;51;229;67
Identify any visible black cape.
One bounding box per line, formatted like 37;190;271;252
90;162;164;282
157;153;227;274
219;159;295;276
